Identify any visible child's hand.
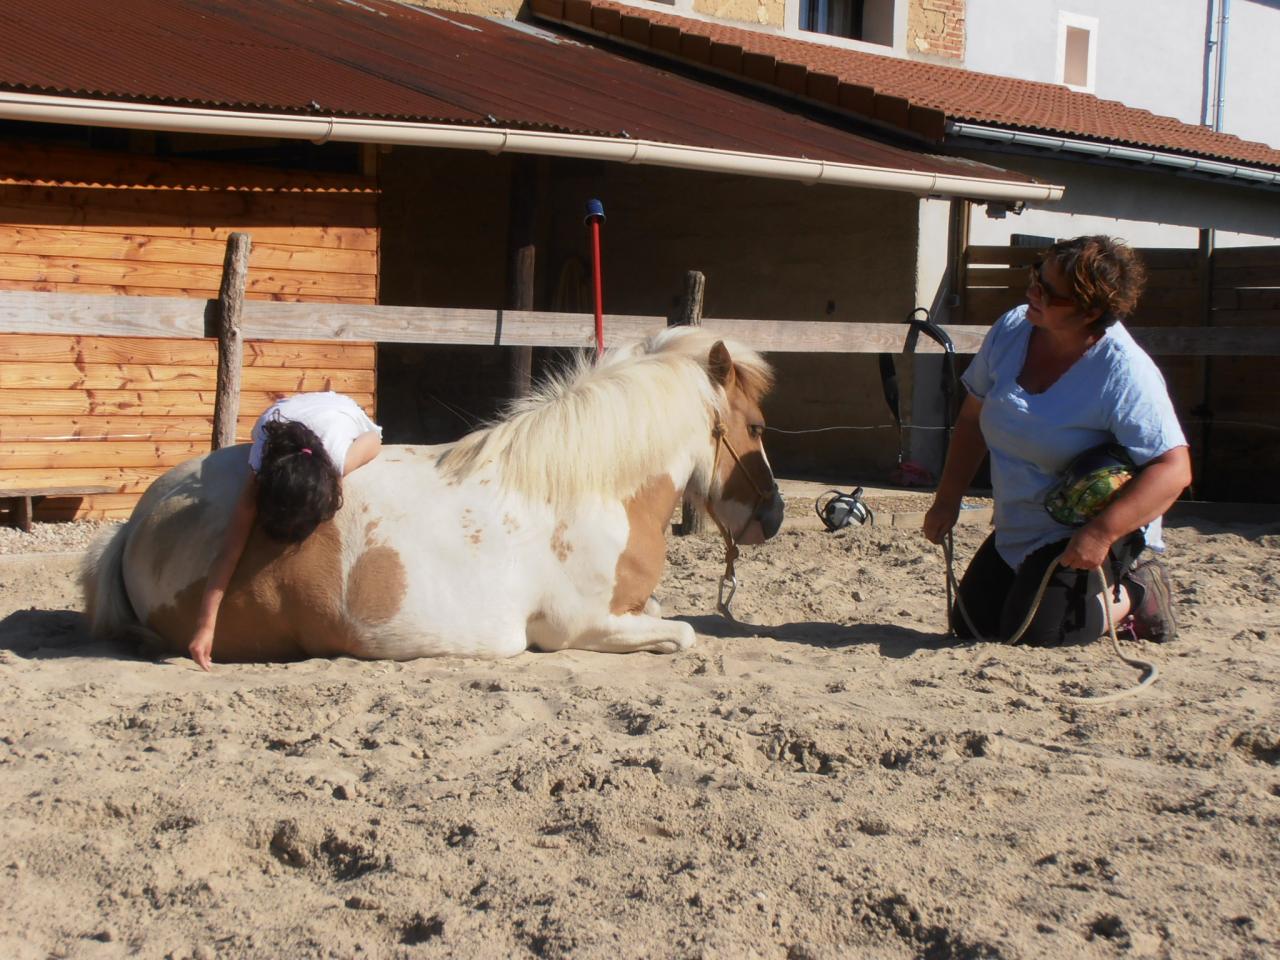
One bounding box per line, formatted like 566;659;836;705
188;626;215;672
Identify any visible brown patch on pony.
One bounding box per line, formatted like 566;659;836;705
346;545;407;625
611;475;680;615
460;508;484;546
146;521;358;662
550;521;573;563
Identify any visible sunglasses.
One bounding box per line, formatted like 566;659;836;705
1027;261;1076;308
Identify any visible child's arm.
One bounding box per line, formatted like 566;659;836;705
189;473;258;671
343;430;382;476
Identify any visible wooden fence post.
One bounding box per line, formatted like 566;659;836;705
673;269;706;535
506;158;538;398
212;232;251;450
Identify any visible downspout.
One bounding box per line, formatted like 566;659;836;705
1199;0;1231;496
1213;0;1231;133
0;91;1065;205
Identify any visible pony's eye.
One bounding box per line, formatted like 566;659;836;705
749;424;766;439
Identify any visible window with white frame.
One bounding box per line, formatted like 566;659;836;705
1056;11;1098;92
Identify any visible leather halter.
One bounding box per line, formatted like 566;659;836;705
704;414;774;619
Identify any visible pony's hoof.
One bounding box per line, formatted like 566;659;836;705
643;595;662;617
666;622;696;652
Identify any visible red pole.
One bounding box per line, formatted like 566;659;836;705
585;199;605;358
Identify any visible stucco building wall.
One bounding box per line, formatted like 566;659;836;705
377;146;922;480
907;0;965;58
692;0;784;27
961;151;1280;248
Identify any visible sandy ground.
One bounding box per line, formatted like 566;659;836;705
0;483;1277;960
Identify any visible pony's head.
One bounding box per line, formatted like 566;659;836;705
700;338;783;545
438;327;782;545
626;328;782;545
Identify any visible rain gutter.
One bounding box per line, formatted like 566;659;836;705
0;91;1063;203
948;120;1280;188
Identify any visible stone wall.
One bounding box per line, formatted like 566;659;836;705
692;0;785;28
907;0;964;59
403;0;523;18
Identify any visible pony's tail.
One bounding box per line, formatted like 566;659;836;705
81;522;139;641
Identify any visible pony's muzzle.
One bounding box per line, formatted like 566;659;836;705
759;487;784;539
738;487;783;544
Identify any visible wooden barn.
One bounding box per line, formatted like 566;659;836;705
0;139;380;522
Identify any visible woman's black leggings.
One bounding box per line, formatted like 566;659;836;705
952;531;1146;646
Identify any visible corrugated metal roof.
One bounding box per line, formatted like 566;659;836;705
533;0;1280;173
0;0;1040;191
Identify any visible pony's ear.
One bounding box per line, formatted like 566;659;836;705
708;341;736;388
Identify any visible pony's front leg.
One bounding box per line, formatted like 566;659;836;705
569;612;695;654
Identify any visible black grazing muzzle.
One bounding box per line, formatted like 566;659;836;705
756;487;784;540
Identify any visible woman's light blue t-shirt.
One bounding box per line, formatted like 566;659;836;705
962;305;1187;569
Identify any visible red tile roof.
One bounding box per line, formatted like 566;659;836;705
0;0;1041;194
532;0;1280;172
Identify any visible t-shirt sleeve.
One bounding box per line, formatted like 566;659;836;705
1105;353;1188;466
346;399;382;439
321;397;382;473
961;308;1017;400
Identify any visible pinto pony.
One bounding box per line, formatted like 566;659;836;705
81;328;783;661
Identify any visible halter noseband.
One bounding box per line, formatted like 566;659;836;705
705;414;774;619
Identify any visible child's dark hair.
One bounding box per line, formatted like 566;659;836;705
255;419;342;543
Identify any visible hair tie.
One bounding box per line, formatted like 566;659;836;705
301;447;313;456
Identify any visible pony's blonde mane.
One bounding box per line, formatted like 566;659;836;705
439;327;772;504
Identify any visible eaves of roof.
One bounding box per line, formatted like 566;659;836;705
531;0;1280;175
0;0;1058;202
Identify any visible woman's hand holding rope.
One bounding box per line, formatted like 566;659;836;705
1059;522;1115;570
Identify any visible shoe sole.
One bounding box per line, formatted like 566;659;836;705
1143;560;1176;643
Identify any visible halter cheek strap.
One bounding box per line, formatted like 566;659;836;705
704;415;773;620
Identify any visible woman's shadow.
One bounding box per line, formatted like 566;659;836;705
678;614;954;659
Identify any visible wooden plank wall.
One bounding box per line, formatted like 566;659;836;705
964;244;1280;501
0;335;376;521
0;140;381;521
0;141;378;302
1202;245;1280;500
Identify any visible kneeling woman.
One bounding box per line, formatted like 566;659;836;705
923;236;1191;646
188;392;382;670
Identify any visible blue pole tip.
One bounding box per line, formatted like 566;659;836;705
584;198;606;224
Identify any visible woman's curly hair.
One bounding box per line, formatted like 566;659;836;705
255;419;342;543
1046;235;1148;334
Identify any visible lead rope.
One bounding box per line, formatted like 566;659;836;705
943;532;1158;705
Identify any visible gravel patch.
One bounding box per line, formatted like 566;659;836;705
0;519;124;556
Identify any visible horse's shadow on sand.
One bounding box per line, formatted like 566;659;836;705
0;609;138;661
0;609;951;662
677;614;953;659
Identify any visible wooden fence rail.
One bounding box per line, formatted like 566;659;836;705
3;290;1280;356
